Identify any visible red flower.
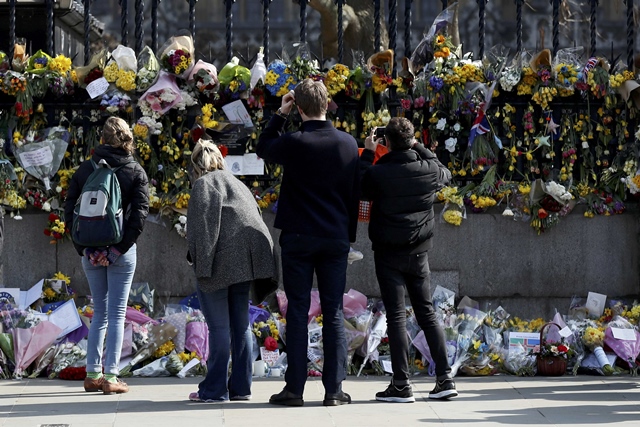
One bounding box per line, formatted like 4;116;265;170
48;213;58;222
218;144;228;158
538;208;548;219
264;336;278;351
557;344;569;353
44;229;51;236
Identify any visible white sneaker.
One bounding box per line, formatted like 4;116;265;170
347;248;364;264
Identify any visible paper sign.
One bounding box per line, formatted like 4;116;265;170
260;347;280;367
19;280;43;309
224;154;265;175
0;288;21;306
48;298;82;339
308;326;323;347
581;351;616;369
242;153;265;175
177;357;200;378
18;146;53;168
86;77;109;99
558;326;573;338
505;332;540;354
381;359;394;374
221;100;253;127
611;327;637;341
585;292;607;317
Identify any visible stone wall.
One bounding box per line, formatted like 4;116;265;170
2;205;639;320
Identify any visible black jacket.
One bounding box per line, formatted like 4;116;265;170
360;143;451;254
257;116;360;242
64;144;150;256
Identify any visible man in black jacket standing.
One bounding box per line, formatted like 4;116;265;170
360;117;457;403
257;79;359;407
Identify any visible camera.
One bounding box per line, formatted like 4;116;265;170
374;126;386;139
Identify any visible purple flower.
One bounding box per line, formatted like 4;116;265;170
429;76;444;91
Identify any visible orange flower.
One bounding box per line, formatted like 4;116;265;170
436;35;446;45
538;208;548;219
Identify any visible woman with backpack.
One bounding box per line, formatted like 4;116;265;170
186;136;277;402
64;116;149;395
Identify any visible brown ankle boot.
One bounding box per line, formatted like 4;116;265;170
84;376;104;392
102;378;129;395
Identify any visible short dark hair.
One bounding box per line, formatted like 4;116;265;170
385;117;414;151
294;78;327;117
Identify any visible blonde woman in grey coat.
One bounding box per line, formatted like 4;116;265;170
186;138;276;402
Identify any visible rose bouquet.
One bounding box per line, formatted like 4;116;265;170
187;59;219;99
159;33;195;79
136;45;160;92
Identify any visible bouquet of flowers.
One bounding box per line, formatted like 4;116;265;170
103;45;137;92
48;341;87;379
139;71;183;118
553;47;582;96
582;57;610;99
136;46;160;92
0;51;10;72
188;59;219;99
25;50;52;75
437;186;466;226
581;325;614;375
250;47;267;90
14;126;69;191
100;89;132;114
603;316;640;371
265;59;297;97
75;49;108;88
284;42;320;81
324;63;350;97
159;33;195;79
218;56;251;101
42;272;74;305
3;71;33;119
410;2;459;73
44;212;68;244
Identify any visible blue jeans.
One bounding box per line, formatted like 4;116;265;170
83;244;137;375
374;251;451;385
279;232;349;396
197;282;252;401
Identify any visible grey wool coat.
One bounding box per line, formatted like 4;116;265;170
187;169;276;293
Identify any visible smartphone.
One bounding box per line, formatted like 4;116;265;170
374;126;386;139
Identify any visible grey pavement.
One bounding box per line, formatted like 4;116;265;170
2;375;640;427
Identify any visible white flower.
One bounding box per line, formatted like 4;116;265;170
42;202;51;212
56;186;63;193
436;118;447;131
546;181;572;202
179;215;187;224
444;137;457;153
581;140;589;149
174;223;182;231
13;214;22;220
453;123;461;132
502;207;514;216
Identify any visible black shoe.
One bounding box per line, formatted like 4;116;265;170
323;391;352;406
269;388;304;407
429;379;458;399
375;383;415;403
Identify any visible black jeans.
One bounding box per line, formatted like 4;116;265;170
374;251;451;385
279;232;349;396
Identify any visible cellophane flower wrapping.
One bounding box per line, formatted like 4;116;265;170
136;46;160;92
410;2;458;73
158;33;195;79
185;310;208;364
139;71;183;118
14;126;69;191
188;59;219;98
25;50;52;75
553;47;583;96
250;49;267;90
12;321;62;378
604;316;640;369
48;340;87;379
75;49;108;88
0;51;10;72
119;322;178;376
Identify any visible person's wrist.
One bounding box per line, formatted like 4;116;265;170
276;107;289;118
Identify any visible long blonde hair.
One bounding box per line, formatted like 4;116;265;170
102;117;135;154
191;138;225;180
